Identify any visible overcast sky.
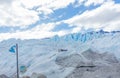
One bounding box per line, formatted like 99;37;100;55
0;0;120;41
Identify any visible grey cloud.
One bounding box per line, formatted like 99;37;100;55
0;0;14;4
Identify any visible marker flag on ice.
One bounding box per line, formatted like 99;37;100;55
9;45;16;53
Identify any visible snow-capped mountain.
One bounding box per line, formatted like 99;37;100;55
0;30;120;78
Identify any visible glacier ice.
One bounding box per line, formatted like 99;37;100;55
0;30;120;78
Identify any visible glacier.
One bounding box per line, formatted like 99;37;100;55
0;30;120;78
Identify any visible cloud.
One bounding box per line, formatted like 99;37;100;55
104;22;120;31
64;1;120;32
0;0;81;41
0;0;77;27
73;0;110;7
0;0;120;41
0;22;60;41
0;0;14;4
21;0;76;15
71;26;82;33
0;21;73;41
84;0;110;6
0;0;39;27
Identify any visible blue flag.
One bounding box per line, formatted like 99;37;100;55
9;45;16;53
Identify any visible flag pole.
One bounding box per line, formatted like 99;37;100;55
16;43;19;78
